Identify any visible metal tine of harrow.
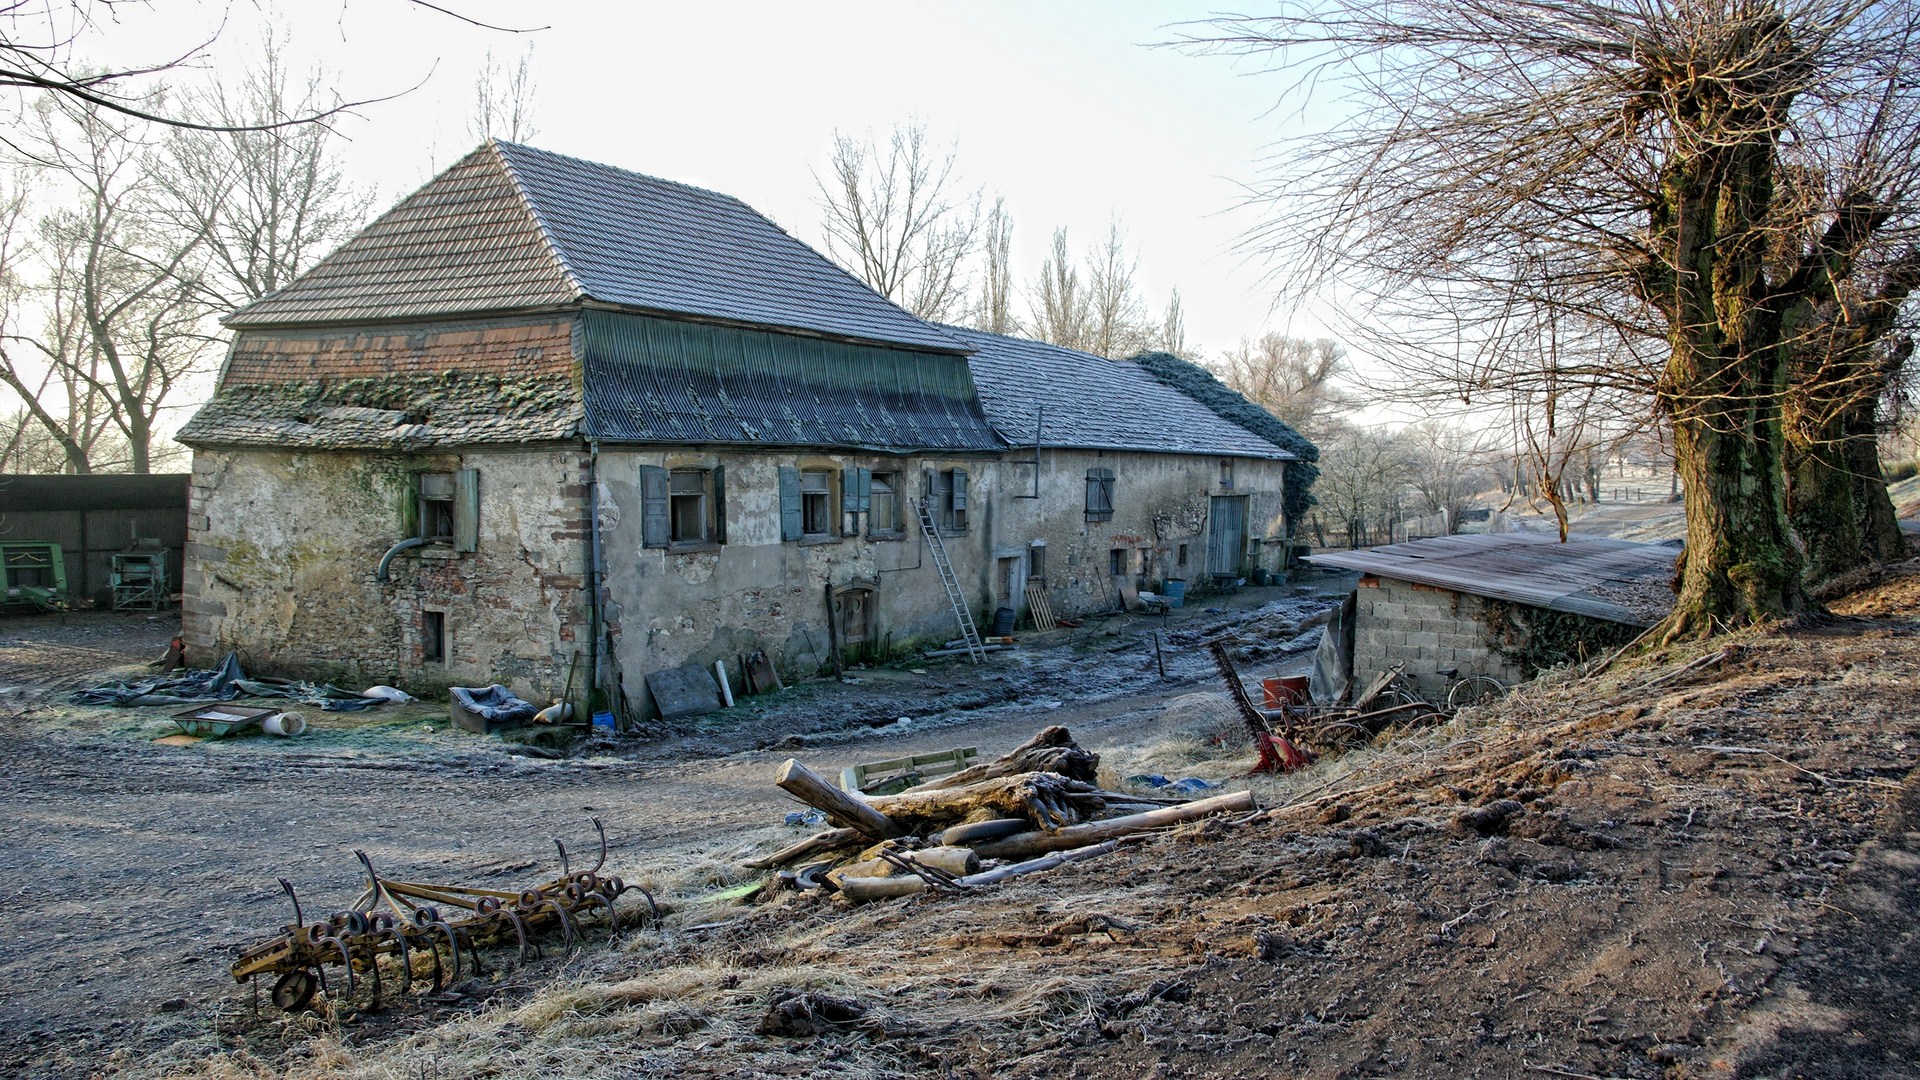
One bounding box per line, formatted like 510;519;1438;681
876;849;969;891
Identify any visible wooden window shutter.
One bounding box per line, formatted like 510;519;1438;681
778;465;803;541
399;477;421;538
452;468;481;553
841;465;872;513
640;465;669;548
950;468;969;511
711;464;727;544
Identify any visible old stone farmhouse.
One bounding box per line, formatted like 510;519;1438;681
178;141;1304;719
1306;533;1677;700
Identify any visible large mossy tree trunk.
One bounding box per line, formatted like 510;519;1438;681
1783;284;1915;588
1647;84;1807;639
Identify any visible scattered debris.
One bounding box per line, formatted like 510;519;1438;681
448;684;539;734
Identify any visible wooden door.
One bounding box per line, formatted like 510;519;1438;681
1207;495;1248;578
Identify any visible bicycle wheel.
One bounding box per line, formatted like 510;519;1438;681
1447;675;1507;710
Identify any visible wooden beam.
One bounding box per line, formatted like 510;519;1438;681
775;758;903;840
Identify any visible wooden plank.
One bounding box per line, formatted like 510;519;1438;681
775;758;904;839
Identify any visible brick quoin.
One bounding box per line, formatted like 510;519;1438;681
221;317;574;386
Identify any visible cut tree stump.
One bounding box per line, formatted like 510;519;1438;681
866;771;1164;833
903;725;1098;791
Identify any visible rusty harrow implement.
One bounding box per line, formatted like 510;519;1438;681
232;819;653;1013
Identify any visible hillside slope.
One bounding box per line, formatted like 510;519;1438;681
173;565;1920;1080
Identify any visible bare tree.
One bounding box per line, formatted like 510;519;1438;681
1156;288;1188;358
1311;423;1412;548
155;36;373;311
1211;333;1357;445
973;196;1016;335
1086;218;1149;359
1;93;212;474
0;1;535;132
1403;421;1496;535
470;42;540;144
816;122;980;322
1192;0;1920;638
1029;227;1090;351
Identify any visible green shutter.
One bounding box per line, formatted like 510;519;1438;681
640;465;669;548
711;465;727;544
453;468;480;552
399;475;421;538
778;465;803;541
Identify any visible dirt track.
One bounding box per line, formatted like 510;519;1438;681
0;591;1332;1079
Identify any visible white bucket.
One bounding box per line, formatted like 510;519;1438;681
263;711;308;737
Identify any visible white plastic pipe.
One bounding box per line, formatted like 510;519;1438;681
715;660;735;707
262;711;307;737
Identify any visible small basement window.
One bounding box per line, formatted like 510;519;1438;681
800;469;833;537
1178;543;1189;567
1109;548;1127;576
1220;459;1235;490
421;610;446;663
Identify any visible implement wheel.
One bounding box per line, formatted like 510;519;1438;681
272;969;318;1011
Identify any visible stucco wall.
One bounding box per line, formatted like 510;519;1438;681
1350;575;1530;698
186;442;1290;720
595;446;1287;715
183;447;591;702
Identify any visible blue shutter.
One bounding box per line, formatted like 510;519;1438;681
778;465;803;541
640;466;669;548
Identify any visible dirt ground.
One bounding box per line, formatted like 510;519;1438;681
8;560;1920;1080
0;583;1341;1080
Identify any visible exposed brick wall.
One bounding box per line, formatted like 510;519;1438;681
1351;575;1529;698
222;316;574;386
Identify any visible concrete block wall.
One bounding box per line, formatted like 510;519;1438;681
1351;575;1528;699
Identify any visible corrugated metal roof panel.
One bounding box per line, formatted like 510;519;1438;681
1306;533;1678;626
577;311;1002;452
945;326;1298;460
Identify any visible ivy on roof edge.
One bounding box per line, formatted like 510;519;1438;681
1130;351;1321;535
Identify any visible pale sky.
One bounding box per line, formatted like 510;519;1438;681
90;1;1338;356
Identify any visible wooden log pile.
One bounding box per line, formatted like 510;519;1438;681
750;725;1255;902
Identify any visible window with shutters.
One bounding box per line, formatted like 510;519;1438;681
1085;467;1115;522
869;471;902;537
641;465;726;550
408;469;480;553
930;467;969;533
800;469;833;537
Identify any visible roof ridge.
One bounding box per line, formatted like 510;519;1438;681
490;138;758;209
488;139;587;303
935;322;1114;364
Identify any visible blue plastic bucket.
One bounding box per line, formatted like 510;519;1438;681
1162;579;1187;607
591;710;615;732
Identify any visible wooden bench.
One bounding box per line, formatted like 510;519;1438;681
839;746;980;796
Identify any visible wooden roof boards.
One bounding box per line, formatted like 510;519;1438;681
1306;533;1680;626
